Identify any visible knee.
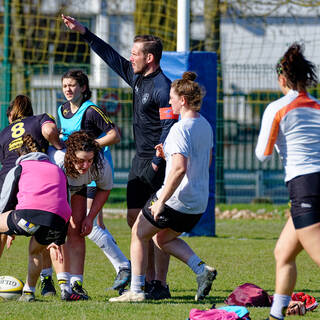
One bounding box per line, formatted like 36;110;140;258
153;234;166;250
274;243;294;266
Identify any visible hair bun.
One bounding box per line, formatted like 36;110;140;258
182;71;197;81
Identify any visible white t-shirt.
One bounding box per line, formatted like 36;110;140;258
48;147;113;195
157;115;213;214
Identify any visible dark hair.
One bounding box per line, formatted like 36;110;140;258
64;131;102;178
276;42;318;91
134;35;163;64
171;71;205;112
61;69;92;102
7;95;33;122
17;134;41;156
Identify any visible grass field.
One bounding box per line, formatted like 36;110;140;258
1;211;320;319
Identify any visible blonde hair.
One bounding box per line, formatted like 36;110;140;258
171;72;205;111
17;134;41;156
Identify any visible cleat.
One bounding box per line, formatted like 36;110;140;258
144;281;153;294
71;280;90;300
40;275;56;296
61;289;88;301
19;291;35;302
109;290;146;302
195;265;217;301
146;280;171;300
112;267;131;291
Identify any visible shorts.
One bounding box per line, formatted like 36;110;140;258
142;194;203;233
6;209;68;245
287;171;320;229
75;186;87;198
87;187;97;199
127;156;165;209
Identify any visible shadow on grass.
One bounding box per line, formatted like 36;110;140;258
217;235;279;240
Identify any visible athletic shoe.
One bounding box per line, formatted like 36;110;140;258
61;289;89;301
144;281;153;294
146;280;171;300
40;275;56;296
304;294;318;311
71;281;90;300
112;267;131;290
19;291;35;302
195;265;217;301
291;292;318;311
109;290;146;302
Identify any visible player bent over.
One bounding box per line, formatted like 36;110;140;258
0;135;84;301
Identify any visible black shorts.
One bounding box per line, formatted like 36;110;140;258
75;186;88;198
287;171;320;229
87;187;97;199
127;156;165;209
142;194;203;233
6;209;68;245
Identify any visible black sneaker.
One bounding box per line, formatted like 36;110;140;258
61;289;88;301
71;281;90;300
112;267;131;291
144;281;153;294
40;275;56;296
146;280;171;300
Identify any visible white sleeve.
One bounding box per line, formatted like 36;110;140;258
255;102;279;162
48;146;66;168
95;158;113;191
165;125;189;158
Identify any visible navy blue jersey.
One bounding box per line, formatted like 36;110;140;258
59;102;115;139
0;113;54;183
82;29;178;165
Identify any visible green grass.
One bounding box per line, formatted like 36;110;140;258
1;217;320;319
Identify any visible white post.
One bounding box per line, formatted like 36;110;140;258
177;0;190;52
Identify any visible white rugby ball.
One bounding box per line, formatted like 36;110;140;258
0;276;24;300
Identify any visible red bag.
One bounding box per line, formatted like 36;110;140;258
224;283;273;307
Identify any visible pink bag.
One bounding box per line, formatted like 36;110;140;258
189;308;239;320
224;283;273;307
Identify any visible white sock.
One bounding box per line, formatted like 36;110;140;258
23;283;35;293
57;272;71;293
270;293;291;320
70;274;83;286
88;225;130;273
40;267;53;281
130;275;145;293
187;254;205;275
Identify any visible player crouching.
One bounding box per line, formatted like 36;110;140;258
0;135;86;301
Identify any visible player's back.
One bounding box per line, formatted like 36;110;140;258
0;114;50;179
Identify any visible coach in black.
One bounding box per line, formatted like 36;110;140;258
62;14;178;300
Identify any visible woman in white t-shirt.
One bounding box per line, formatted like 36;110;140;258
49;130;113;300
109;72;217;303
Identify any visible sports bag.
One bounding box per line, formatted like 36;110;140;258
189;306;250;320
225;283;273;307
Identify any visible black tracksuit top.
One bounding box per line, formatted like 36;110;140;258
82;29;177;166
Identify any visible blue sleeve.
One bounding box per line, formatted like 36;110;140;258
82;28;135;87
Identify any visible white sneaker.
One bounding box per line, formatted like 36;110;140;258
109;290;146;302
195;265;217;301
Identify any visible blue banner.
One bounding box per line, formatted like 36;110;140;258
161;51;217;236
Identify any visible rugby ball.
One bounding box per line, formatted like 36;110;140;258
0;276;24;300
